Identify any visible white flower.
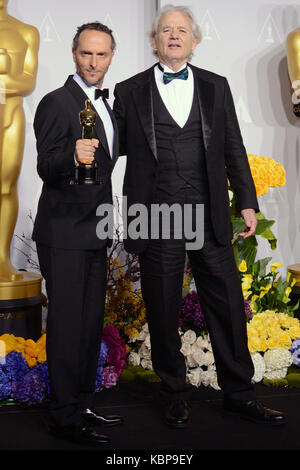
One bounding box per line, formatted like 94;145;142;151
136;323;149;342
182;330;197;345
180;342;192;356
264;348;293;371
144;334;151;349
228;190;234;206
186;354;198;368
201;366;220;390
138;342;151;359
127;351;141;367
264;368;288;380
191;343;215;366
141;358;153;370
187;367;203;387
196;335;212;351
251;352;266;383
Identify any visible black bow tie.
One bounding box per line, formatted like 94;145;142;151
94;88;109;100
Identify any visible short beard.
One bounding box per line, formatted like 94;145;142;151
75;62;102;87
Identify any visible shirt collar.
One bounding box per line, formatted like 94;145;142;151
73;73;101;100
157;62;188;74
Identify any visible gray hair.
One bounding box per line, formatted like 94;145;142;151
150;4;201;56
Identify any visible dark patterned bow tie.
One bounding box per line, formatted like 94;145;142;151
94;88;109;100
158;63;189;84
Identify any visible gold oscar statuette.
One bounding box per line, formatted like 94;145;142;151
286;27;300;117
74;99;100;184
0;0;44;341
286;28;300;309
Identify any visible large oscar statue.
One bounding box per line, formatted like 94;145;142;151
0;0;43;340
286;27;300;315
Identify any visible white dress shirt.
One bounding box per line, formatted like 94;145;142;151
73;73;114;158
154;63;194;128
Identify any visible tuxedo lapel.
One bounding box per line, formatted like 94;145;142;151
189;65;214;151
132;69;157;160
102;98;119;161
64;75;111;158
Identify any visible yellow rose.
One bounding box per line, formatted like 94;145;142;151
289;326;300;340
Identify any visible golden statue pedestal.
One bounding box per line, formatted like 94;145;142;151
288;263;300;320
0;272;45;341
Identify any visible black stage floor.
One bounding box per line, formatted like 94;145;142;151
0;381;299;460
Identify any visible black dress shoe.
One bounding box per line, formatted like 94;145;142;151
223;398;287;426
81;408;123;426
163;400;189;428
49;424;110;445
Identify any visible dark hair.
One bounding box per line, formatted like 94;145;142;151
72;22;116;51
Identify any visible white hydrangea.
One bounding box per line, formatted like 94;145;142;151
264;368;288;380
251;352;266;383
264;348;293;371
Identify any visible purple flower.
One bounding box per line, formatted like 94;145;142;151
291;339;300;367
94;340;109;392
12;368;48;404
244;299;253;320
179;291;207;333
291;338;300;354
291;349;300;367
102;325;127;377
102;366;118;389
1;352;29;382
0;369;11;401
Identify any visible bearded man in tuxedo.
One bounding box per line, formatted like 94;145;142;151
113;5;286;428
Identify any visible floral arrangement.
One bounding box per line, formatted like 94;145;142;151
247;154;286;197
0;324;127;404
229;154;285;268
105;253;146;349
238;258;299;315
247;310;300;353
246;310;300;383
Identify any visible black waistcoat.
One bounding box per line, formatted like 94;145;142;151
152;77;209;202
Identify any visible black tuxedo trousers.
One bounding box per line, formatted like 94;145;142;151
139;187;255;403
37;243;107;427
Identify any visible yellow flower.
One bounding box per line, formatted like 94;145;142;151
259;284;272;298
270;262;283;273
282;287;292;304
37;349;47;363
238;260;247;273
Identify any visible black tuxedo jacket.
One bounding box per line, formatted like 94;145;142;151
33;75;118;250
113;64;259;253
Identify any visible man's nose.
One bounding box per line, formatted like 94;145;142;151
90;55;97;68
170;27;179;38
